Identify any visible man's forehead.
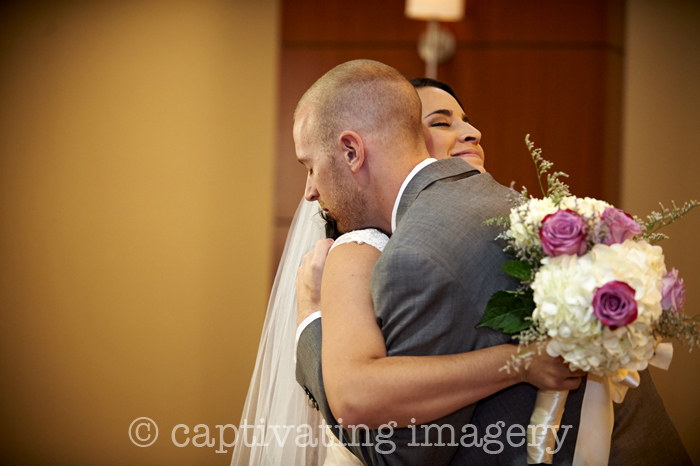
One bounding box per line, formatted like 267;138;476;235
295;103;314;127
293;113;307;134
293;112;313;163
293;110;316;147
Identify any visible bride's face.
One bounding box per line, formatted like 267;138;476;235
417;87;485;173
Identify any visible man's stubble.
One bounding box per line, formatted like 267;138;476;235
326;156;368;236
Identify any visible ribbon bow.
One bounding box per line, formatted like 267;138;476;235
572;342;673;466
526;342;673;465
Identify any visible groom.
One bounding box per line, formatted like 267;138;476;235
294;60;689;465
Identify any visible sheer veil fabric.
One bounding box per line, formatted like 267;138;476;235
231;199;327;465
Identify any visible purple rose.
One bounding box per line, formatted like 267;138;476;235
661;268;685;313
593;281;638;329
539;209;588;257
600;207;642;245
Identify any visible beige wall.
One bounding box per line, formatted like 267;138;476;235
622;0;700;461
0;1;278;464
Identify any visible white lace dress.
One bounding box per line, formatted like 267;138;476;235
329;228;389;254
323;228;389;466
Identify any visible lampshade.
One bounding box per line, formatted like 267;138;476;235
405;0;465;22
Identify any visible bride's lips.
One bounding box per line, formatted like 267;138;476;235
451;149;482;160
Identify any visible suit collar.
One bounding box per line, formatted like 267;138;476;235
394;158;481;230
390;158;437;233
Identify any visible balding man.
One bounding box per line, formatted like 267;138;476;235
294;59;690;466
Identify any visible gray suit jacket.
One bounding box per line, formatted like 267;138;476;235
296;158;690;465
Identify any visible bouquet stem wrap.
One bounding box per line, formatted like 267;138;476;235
527;342;674;466
526;390;569;464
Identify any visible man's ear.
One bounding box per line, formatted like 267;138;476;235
337;130;365;173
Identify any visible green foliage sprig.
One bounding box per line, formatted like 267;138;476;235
636;200;699;244
483;215;510;229
526;135;571;205
499;324;548;374
656;311;700;351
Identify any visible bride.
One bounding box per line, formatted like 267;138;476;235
230;78;582;465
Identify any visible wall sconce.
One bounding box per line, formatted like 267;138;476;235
405;0;465;79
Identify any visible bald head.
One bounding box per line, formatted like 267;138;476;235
294;60;424;158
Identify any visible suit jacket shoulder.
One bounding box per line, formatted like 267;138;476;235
372;161;519;357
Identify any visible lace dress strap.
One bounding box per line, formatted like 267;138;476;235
329;228;389;253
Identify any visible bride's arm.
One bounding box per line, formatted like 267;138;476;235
317;241;584;430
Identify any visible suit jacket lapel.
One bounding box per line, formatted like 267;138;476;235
395;158;481;228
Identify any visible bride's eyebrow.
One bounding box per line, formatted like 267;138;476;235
424;109;451;119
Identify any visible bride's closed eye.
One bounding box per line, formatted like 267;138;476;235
426;115;451;128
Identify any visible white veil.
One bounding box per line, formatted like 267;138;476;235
231;199;328;465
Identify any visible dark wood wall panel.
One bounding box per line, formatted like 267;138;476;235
273;0;625;272
282;0;623;45
445;48;622;203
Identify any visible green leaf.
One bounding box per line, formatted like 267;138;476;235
477;289;535;334
502;260;532;281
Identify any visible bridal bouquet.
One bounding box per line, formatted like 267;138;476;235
478;136;699;465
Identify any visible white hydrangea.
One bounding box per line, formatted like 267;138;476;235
531;239;666;375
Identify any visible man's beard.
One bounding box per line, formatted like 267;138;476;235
325;163;367;236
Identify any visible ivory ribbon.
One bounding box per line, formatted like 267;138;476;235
571;342;674;466
526;342;674;465
649;341;673;371
527;390;569;464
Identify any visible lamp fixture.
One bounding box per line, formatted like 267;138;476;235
405;0;465;79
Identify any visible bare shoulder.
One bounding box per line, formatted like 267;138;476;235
326;241;381;271
326;228;387;271
322;238;380;318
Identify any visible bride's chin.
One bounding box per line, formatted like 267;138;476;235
454;155;484;172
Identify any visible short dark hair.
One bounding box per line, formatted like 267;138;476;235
408;77;464;111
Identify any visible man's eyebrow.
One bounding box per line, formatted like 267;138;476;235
424;109;452;119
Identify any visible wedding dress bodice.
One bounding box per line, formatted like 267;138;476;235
329;228;389;253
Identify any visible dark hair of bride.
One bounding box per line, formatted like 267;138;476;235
408;77;465;112
319;209;341;240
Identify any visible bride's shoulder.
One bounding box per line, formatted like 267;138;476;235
330;228;389;253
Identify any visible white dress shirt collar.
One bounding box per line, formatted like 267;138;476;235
390;158;437;233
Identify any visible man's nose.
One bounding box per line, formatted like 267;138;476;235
304;180;319;202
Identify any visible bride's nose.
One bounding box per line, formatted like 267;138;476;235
459;123;482;145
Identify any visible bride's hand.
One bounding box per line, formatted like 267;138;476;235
295;238;334;326
519;341;587;391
